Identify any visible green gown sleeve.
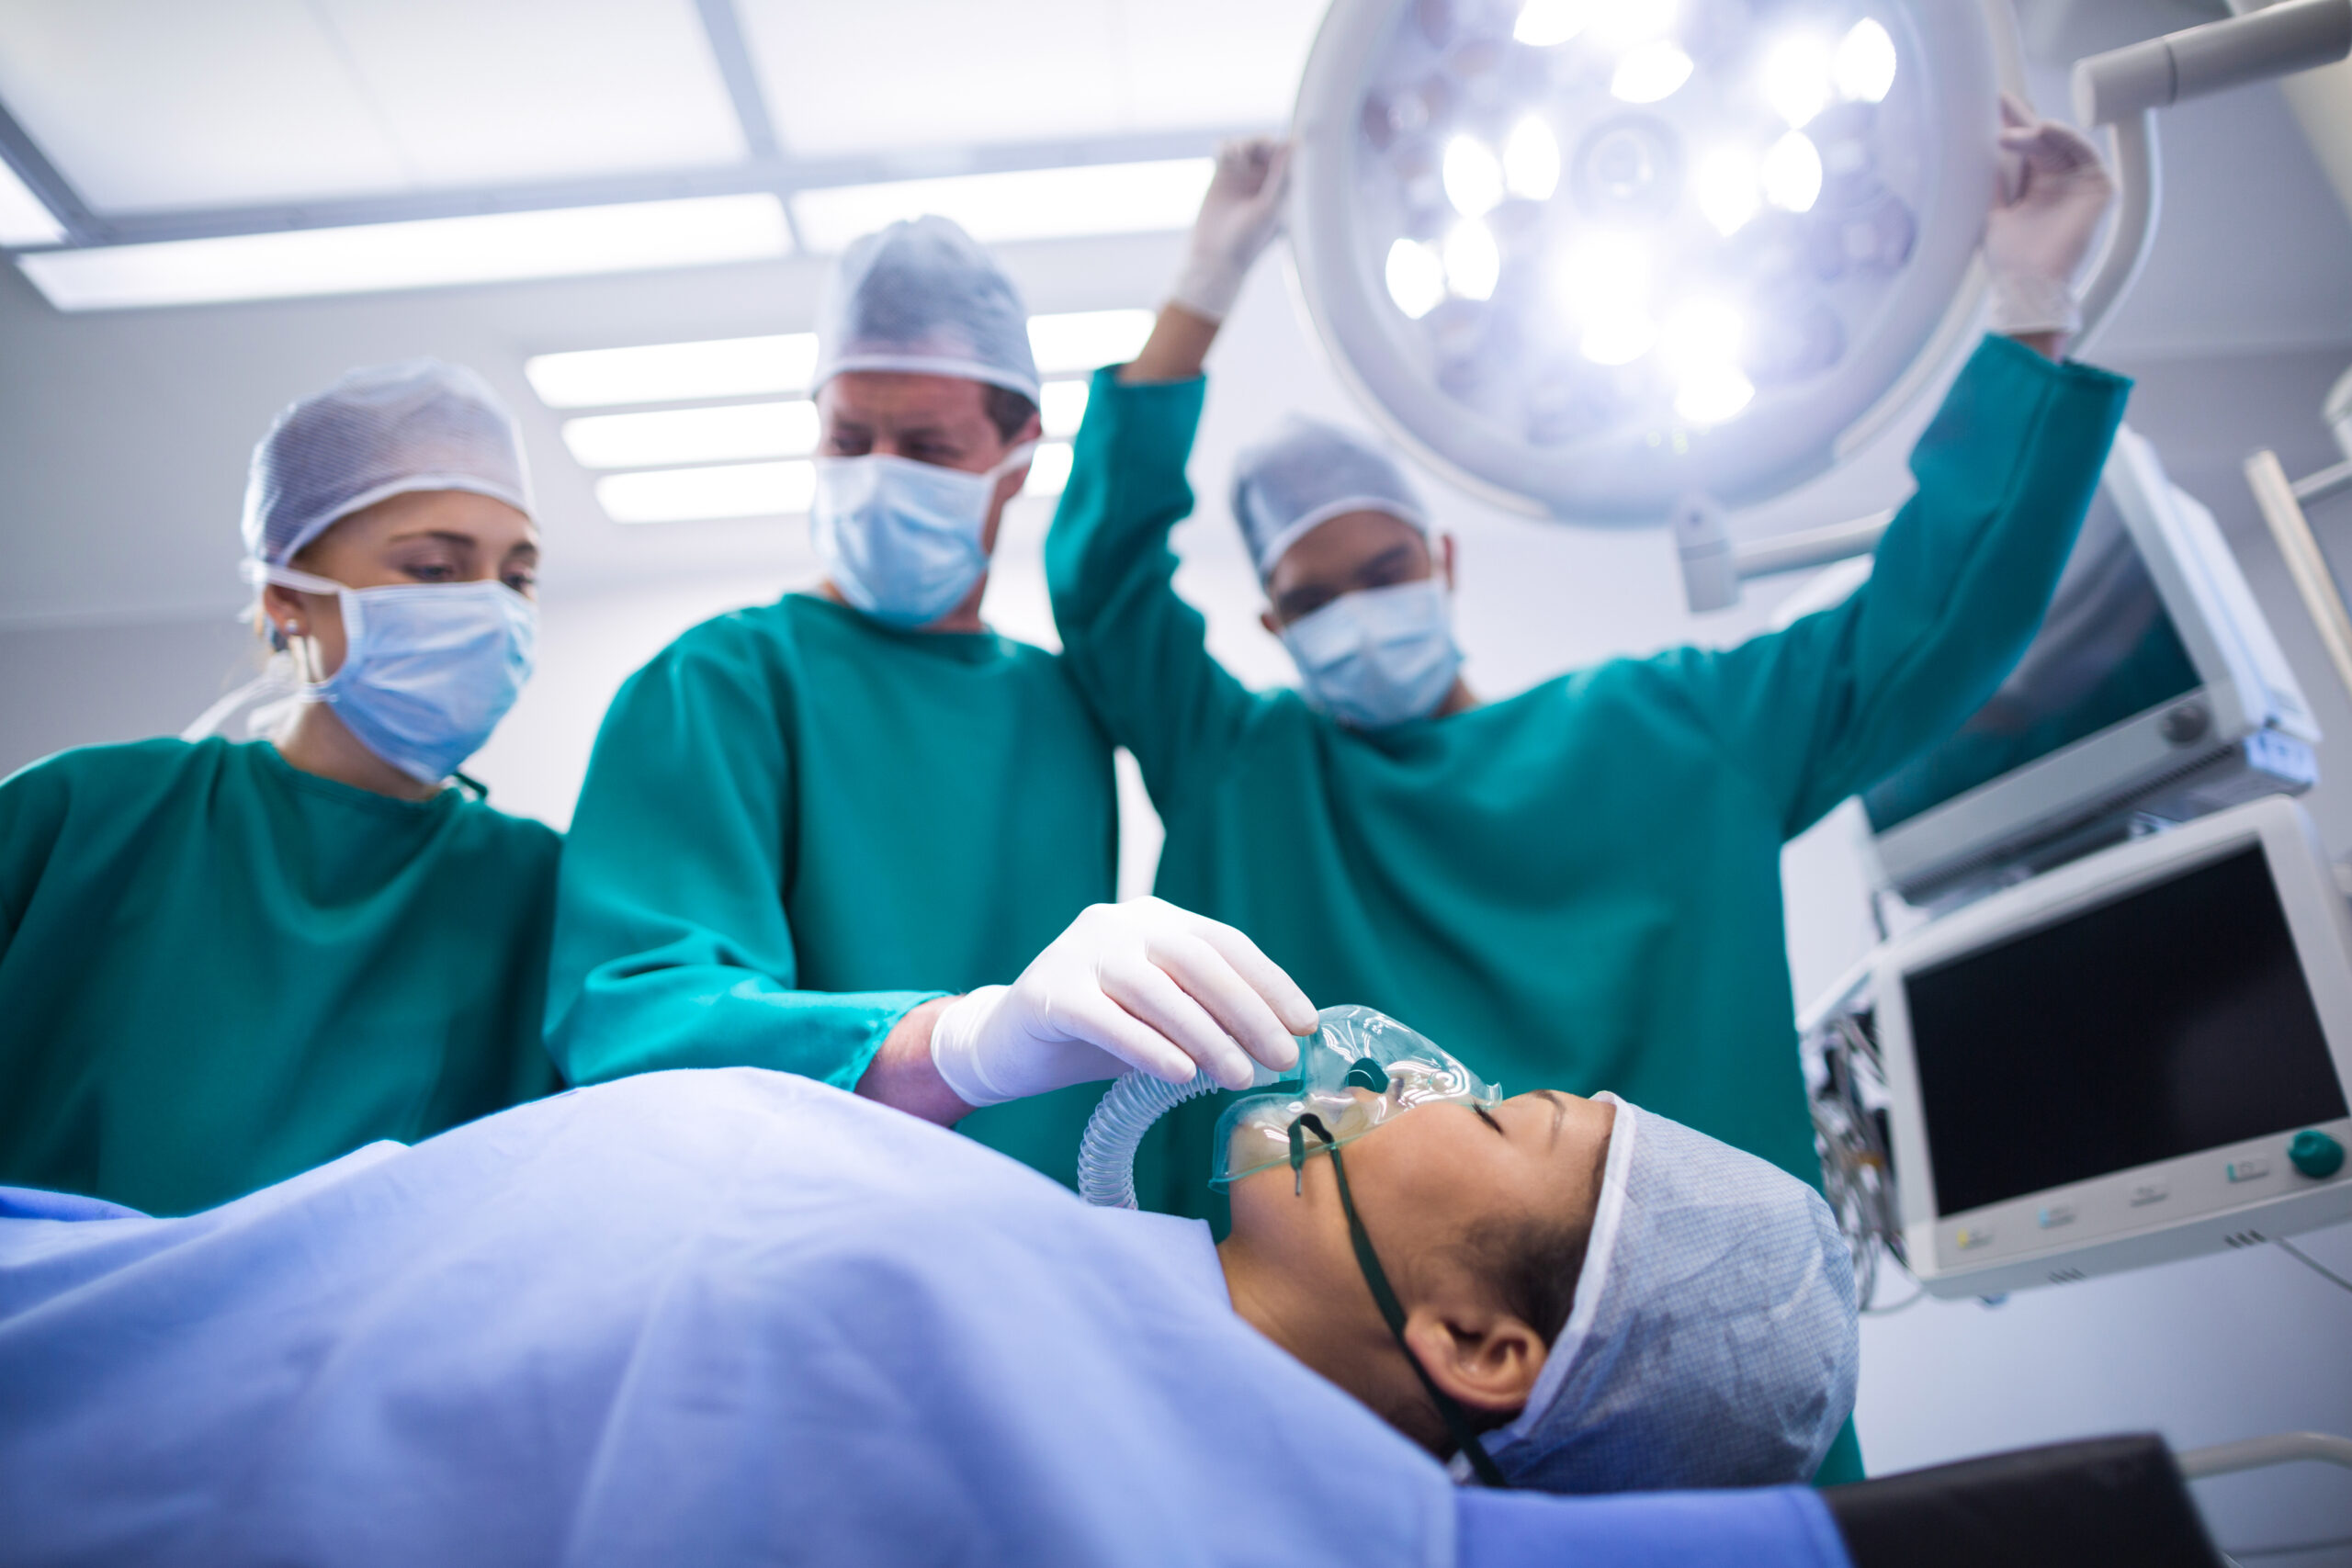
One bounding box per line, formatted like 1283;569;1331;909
546;629;939;1089
1672;335;2132;840
0;758;70;952
1046;369;1261;801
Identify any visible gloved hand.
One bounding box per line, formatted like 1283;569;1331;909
1169;138;1293;323
1984;94;2115;337
928;897;1316;1109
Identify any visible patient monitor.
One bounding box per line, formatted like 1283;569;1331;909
1872;795;2352;1298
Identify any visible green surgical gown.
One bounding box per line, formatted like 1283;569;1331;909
0;737;560;1216
1046;335;2131;1211
546;592;1120;1182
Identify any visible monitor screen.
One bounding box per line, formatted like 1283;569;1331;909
1863;486;2199;833
1905;846;2351;1216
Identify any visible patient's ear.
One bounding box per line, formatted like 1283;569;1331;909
1400;1301;1547;1416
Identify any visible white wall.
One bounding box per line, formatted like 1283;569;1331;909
4;56;2351;1562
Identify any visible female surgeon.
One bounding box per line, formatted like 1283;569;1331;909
0;360;560;1217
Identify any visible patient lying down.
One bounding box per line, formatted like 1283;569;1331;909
0;1039;1857;1567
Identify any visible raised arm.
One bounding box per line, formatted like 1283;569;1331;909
545;631;944;1097
1045;140;1288;799
1668;102;2128;837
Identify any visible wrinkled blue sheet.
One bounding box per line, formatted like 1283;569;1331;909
0;1067;1851;1568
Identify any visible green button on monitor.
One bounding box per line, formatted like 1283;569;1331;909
2289;1130;2346;1179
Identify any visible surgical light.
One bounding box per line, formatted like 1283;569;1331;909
1443;220;1502;300
1512;0;1588;47
1385;238;1448;317
1836;18;1898;105
1291;0;2007;521
1442;136;1506;217
1761;37;1836;127
1611;40;1694;104
1761;131;1825;212
1503;119;1563;201
1693;147;1761;236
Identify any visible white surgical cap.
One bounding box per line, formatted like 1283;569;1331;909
1480;1096;1860;1495
1230;415;1430;576
242;359;533;569
812;216;1039;402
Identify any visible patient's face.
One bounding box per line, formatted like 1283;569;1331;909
1227;1089;1614;1283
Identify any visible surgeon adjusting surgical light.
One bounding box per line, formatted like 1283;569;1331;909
1287;0;2015;524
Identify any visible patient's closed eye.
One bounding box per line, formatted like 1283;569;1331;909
1475;1107;1504;1135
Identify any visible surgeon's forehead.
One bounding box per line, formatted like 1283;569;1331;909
1267;509;1428;580
819;371;991;426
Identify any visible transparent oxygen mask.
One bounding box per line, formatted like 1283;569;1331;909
1210;1005;1500;1190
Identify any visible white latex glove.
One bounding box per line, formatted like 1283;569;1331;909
1984;94;2116;337
1169;138;1293;323
928;897;1316;1109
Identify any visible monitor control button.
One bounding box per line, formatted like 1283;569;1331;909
2290;1130;2346;1180
2225;1157;2271;1183
2130;1182;2168;1207
2037;1204;2075;1228
1955;1227;1994;1250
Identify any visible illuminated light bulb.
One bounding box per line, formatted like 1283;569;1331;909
1660;299;1747;375
1835;17;1897;104
1443;220;1501;301
1513;0;1589;47
1385;238;1447;319
1581;310;1657;366
1587;0;1676;45
1611;39;1693;103
1442;136;1506;219
1503;118;1562;201
1693;146;1761;236
1676;365;1756;424
1761;36;1834;127
1762;130;1824;212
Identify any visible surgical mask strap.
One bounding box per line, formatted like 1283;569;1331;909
1290;1112;1511;1490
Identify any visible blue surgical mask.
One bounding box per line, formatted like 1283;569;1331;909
263;564;537;784
1279;581;1462;729
811;445;1035;629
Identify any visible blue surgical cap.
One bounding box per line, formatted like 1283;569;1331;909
242;359;532;568
1480;1095;1860;1495
1231;414;1430;575
812;216;1039;402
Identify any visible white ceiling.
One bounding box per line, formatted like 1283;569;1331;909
0;0;747;212
737;0;1326;158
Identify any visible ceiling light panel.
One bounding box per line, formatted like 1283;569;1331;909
17;194;790;310
0;0;412;211
527;333;821;408
739;0;1125;156
0;0;741;215
1029;310;1155;376
597;459;816;524
310;0;746;188
1116;0;1330;130
1039;381;1091;439
792;161;1213;252
0;155;63;246
564;401;820;468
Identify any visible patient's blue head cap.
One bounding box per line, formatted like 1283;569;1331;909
1480;1096;1859;1494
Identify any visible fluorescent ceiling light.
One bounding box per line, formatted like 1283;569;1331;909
528;333;820;409
17;193;791;312
1023;441;1075;498
564;400;820;469
1038;380;1090;439
791;160;1214;253
597;458;816;524
1029;310;1153;378
0;157;63;247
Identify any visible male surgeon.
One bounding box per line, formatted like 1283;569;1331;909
549;217;1314;1177
1045;104;2126;1489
